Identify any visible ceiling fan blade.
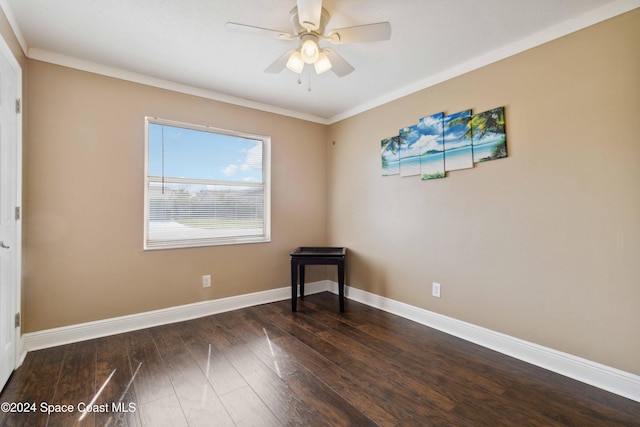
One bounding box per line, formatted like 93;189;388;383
264;50;295;73
225;22;294;40
297;0;323;31
323;49;354;77
326;22;391;44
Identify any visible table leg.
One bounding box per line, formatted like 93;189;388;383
338;259;345;312
291;260;298;312
299;265;305;298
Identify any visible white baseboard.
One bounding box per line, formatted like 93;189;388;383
21;280;333;353
20;280;639;403
334;283;640;403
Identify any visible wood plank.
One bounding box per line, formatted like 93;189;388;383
0;345;67;427
450;393;566;427
148;323;190;360
284;367;378;427
253;302;460;423
137;394;188;427
266;333;406;426
94;334;142;427
161;352;235;427
2;292;639;426
46;341;97;427
223;344;330;426
125;329;174;405
181;335;247;396
218;386;281;427
501;374;640;426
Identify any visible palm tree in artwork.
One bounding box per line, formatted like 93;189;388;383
381;129;410;156
470;107;505;138
381;135;402;168
446;115;473;140
472;107;507;161
446;107;505;141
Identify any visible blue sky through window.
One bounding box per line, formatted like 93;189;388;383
148;123;263;183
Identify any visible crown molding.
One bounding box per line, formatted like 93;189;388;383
3;1;639;123
327;0;640;124
28;48;330;125
0;0;28;55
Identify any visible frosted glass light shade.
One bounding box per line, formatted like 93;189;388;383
300;39;319;64
286;51;304;74
314;51;332;74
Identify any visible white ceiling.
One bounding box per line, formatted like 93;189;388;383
3;0;637;123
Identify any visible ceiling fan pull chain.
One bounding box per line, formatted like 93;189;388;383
308;68;312;92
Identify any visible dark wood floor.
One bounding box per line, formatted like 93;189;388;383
1;292;639;427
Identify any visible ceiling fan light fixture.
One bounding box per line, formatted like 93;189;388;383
314;51;332;74
227;1;390;79
286;50;305;74
300;38;319;64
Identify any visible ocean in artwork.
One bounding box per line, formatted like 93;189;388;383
398;123;422;177
444;145;475;170
382;106;507;179
443;110;473;172
472;134;506;162
381;136;401;176
398;151;445;180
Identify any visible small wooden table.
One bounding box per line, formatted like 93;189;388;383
290;247;346;312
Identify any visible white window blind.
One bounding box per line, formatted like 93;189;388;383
144;118;270;249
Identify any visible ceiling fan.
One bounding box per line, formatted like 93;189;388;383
225;0;391;77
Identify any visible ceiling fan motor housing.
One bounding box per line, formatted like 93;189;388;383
289;7;330;36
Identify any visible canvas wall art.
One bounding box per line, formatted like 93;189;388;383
398;123;422;177
471;107;507;163
381;135;401;176
417;112;445;180
381;106;507;180
443;110;473;172
396;112;446;179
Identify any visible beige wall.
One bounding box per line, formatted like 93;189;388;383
327;10;640;374
23;61;328;332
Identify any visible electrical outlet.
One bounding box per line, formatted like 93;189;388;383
202;275;211;288
432;282;441;298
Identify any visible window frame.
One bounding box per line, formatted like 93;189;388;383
144;117;271;250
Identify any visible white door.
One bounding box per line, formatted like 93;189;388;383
0;34;21;391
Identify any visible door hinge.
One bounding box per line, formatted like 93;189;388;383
15;206;20;220
16;98;21;114
15;312;20;328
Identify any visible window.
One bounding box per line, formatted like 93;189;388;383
144;118;270;249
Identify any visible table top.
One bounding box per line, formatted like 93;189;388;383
290;247;346;257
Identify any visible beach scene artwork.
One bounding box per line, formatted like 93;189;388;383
381;135;401;176
381;106;507;179
398;123;422;177
417;112;445;180
471;107;507;163
396;112;445;179
443;110;473;172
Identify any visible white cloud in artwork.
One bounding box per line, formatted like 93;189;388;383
415;134;441;153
